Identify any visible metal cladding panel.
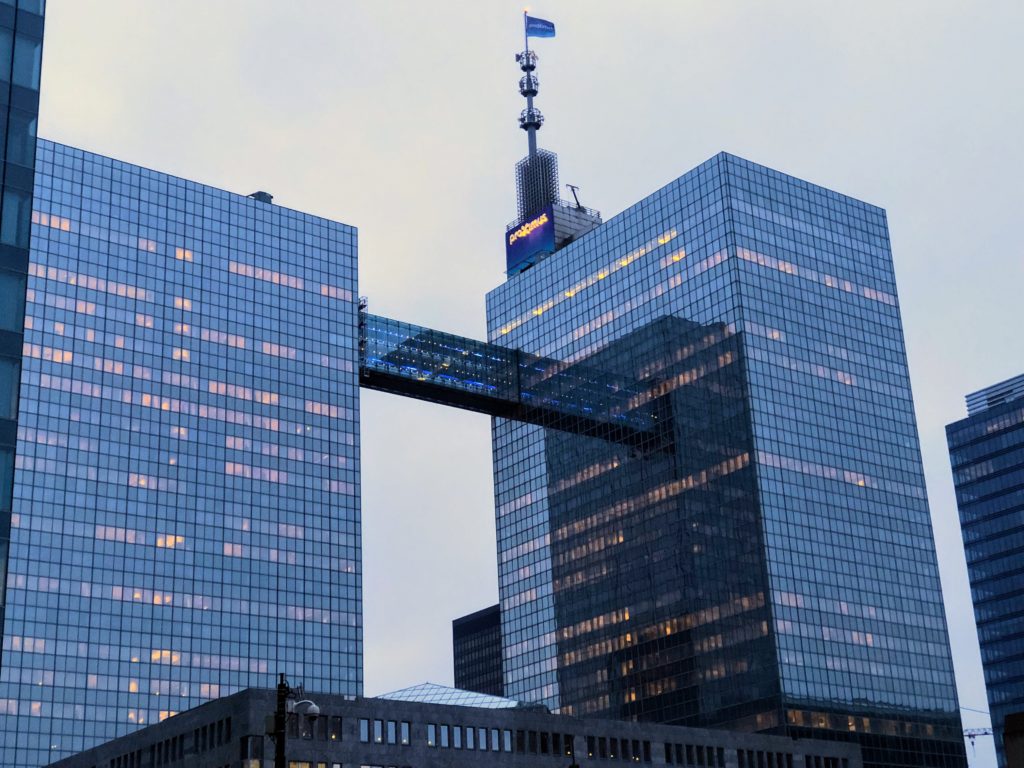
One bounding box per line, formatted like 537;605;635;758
515;149;560;222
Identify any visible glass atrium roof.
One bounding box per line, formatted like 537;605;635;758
376;682;544;710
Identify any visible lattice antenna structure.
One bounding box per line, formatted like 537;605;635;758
515;148;560;222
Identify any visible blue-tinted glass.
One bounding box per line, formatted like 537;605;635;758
0;13;45;757
11;34;40;90
485;153;965;768
948;380;1024;768
0;140;361;768
0;187;32;247
0;28;11;83
5;108;36;167
0;271;25;331
0;359;18;418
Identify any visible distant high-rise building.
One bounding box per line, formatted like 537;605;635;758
0;0;45;695
453;604;503;697
486;151;967;768
0;140;362;768
947;373;1024;768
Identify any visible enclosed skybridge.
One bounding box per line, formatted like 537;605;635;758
357;310;670;452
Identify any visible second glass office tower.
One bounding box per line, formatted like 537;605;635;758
947;374;1024;768
486;153;966;768
0;141;361;768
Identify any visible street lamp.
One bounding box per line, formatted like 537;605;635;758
269;673;320;768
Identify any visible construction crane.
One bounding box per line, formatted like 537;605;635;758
964;727;994;763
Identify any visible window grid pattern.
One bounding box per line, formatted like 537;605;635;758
0;140;361;768
485;152;964;768
452;605;504;697
0;0;46;723
947;394;1024;768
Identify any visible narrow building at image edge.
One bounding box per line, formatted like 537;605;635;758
0;140;362;768
0;0;46;745
44;684;864;768
486;151;967;768
947;373;1024;768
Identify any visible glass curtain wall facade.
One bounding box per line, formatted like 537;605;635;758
453;604;504;697
485;152;965;768
0;140;361;768
0;0;44;686
947;375;1024;768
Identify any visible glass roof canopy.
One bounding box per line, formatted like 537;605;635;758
376;682;546;710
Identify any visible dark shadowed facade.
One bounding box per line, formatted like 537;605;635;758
453;604;504;697
0;0;45;745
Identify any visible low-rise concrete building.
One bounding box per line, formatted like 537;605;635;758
46;683;862;768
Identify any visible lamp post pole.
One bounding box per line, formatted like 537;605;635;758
270;673;319;768
274;673;288;768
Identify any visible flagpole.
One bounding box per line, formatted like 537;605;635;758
523;10;529;57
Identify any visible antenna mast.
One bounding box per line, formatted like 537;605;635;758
517;11;542;157
505;11;601;277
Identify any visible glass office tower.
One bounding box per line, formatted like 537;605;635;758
0;0;45;692
947;373;1024;768
0;140;361;767
486;152;966;768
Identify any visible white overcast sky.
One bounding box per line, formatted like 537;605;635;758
37;3;1022;766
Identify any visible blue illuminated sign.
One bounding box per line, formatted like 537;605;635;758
506;205;555;274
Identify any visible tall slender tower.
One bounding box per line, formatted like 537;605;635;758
505;13;601;277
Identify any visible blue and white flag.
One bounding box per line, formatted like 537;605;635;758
525;15;556;38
